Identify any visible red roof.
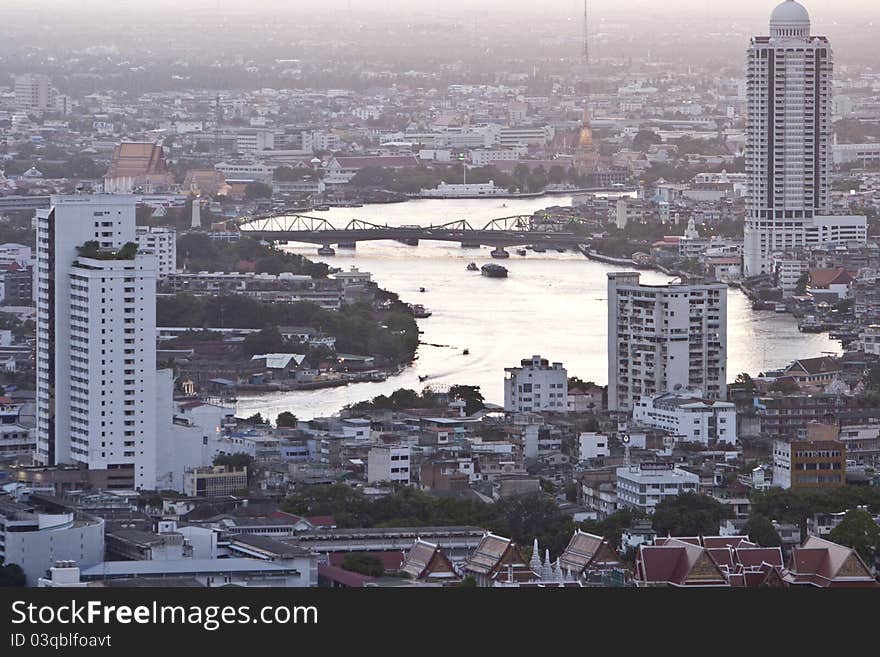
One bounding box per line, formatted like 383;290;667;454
637;536;786;587
318;564;373;587
808;268;854;288
268;510;306;524
736;547;784;569
702;536;752;550
305;515;336;528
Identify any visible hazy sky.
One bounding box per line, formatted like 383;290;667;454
5;0;876;14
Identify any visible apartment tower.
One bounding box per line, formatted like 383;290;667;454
607;273;727;412
36;195;158;490
743;1;866;276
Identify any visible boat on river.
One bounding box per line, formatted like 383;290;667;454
410;304;432;318
481;264;508;278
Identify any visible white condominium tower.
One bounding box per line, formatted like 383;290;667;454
607;273;727;413
36;195;158;490
743;1;865;276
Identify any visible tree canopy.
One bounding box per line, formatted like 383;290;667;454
341;553;385;577
827;509;880;565
652;493;727;537
276;411;298;428
176;233;328;278
0;563;26;587
282;485;580;556
742;514;782;547
157;297;419;366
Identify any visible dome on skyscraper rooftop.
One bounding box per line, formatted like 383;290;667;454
770;1;810;37
770;1;810;26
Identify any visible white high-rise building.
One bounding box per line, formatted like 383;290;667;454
503;355;569;414
607;273;727;413
135;226;177;278
14;74;51;114
36;195;158;490
743;1;866;276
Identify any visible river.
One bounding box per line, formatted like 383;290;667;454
234;194;840;420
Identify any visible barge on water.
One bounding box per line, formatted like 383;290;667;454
481;264;508;278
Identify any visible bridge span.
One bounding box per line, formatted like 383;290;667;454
237;213;589;255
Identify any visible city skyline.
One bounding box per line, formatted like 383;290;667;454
0;0;878;607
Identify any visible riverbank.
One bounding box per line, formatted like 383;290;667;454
410;187;637;201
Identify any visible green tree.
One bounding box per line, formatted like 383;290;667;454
341;553;385;577
276;411;298;428
768;379;799;394
632;130;662;152
0;563;26;587
743;514;782;547
448;385;485;415
244;182;272;199
243;326;287;356
828;509;880;565
213;452;254;471
495;492;576;556
456;575;478;587
652;492;727;536
733;372;756;394
579;508;646;551
350;166;395;188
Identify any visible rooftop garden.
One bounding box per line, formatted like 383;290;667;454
76;240;138;260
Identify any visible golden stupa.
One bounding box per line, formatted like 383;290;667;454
574;103;600;174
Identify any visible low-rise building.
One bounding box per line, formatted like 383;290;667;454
503;355;568;414
367;445;411;484
578;432;610;461
634;536;785;588
462;532;536;587
616;463;699;514
136;226;177;278
632;391;736;445
399;539;461;584
772;431;846;490
782;536;878;588
183;466;248;497
0;495;105;586
558;530;621;584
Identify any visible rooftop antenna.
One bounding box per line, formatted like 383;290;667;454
214;94;222;151
583;0;589;67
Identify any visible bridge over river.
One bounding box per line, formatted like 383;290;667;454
237;213;589;256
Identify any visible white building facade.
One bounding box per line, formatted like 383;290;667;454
632;391;737;445
36;195;159;490
607;273;727;412
743;1;866;275
578;432;610;461
0;501;105;586
616;463;700;514
136;226;177;278
504;355;569;414
367;445;411;484
14;74;51;113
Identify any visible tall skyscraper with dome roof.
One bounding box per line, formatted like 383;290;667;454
743;1;866;276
